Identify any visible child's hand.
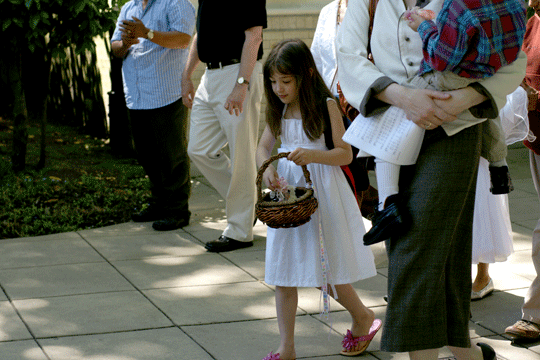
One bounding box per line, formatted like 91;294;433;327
405;7;435;32
288;148;313;166
405;11;425;32
262;166;279;190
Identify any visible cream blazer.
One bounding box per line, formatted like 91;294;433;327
336;0;526;133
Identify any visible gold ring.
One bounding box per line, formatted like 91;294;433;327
426;122;432;129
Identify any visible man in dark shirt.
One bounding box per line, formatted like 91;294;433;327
182;0;267;252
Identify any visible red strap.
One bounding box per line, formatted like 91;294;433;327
341;165;358;198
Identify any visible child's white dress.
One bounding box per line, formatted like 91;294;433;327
264;112;377;287
472;157;513;264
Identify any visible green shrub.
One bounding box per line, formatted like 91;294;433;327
0;170;151;239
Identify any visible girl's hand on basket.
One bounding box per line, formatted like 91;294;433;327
263;166;279;190
288;148;314;166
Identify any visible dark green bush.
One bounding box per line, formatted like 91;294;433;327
0;169;150;239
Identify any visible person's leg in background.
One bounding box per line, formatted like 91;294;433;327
188;63;263;252
505;149;540;340
129;98;191;230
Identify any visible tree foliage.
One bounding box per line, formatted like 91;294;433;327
1;0;121;171
2;0;119;57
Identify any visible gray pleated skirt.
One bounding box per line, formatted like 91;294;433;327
381;124;482;352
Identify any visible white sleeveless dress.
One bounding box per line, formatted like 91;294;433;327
264;113;377;287
472;157;513;264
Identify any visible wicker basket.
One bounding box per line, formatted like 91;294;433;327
256;152;318;228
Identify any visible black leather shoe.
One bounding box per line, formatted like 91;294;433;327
363;194;404;246
152;217;189;231
205;235;253;253
477;343;496;360
131;205;165;222
489;165;514;195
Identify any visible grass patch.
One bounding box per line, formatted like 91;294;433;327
0;118;151;239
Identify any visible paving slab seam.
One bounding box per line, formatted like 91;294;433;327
8;288;143;301
32;326;219;360
127;279;266;291
75;236;188;328
0;283;52;359
31;325;178;340
179;316;279;328
0;259;107;271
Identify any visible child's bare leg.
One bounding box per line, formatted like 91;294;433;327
275;286;298;360
472;263;490;292
331;284;375;353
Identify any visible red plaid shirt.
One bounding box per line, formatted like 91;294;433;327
417;0;526;79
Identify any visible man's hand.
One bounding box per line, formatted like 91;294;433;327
120;30;139;48
120;16;149;39
182;78;195;109
224;84;248;116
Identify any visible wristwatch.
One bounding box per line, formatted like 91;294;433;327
147;29;154;40
237;77;249;86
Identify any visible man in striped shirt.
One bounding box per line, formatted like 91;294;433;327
111;0;196;231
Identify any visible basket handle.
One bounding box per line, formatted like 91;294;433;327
256;152;313;202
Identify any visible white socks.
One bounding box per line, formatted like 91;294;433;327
375;160;400;210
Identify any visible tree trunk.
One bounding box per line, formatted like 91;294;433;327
108;32;134;157
37;55;53;170
8;51;28;172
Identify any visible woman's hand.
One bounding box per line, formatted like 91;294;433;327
399;87;455;129
433;87;487;118
262;165;279;190
288;148;314;166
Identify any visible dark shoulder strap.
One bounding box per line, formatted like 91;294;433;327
324;97;352;151
324;98;336;150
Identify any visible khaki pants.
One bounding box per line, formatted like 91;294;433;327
187;62;263;242
523;149;540;323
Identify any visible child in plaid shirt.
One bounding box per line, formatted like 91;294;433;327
408;0;526;192
363;0;526;246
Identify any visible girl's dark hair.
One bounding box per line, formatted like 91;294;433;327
263;39;335;140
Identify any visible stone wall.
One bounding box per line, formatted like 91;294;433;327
189;10;321;128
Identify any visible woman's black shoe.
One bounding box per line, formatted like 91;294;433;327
477;342;496;360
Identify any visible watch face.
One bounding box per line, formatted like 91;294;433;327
148;30;154;40
238;77;245;84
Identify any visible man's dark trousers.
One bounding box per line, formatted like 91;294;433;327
129;97;191;220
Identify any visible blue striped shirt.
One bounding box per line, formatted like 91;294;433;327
111;0;196;109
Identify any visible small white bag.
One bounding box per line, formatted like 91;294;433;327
500;86;536;145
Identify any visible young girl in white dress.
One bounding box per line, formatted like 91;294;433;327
256;39;380;360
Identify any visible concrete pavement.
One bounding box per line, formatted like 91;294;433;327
0;144;539;359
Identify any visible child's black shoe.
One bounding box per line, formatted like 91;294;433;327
363;194;404;246
489;166;514;195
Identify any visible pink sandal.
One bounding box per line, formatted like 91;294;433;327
262;351;295;360
340;318;382;356
262;352;282;360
